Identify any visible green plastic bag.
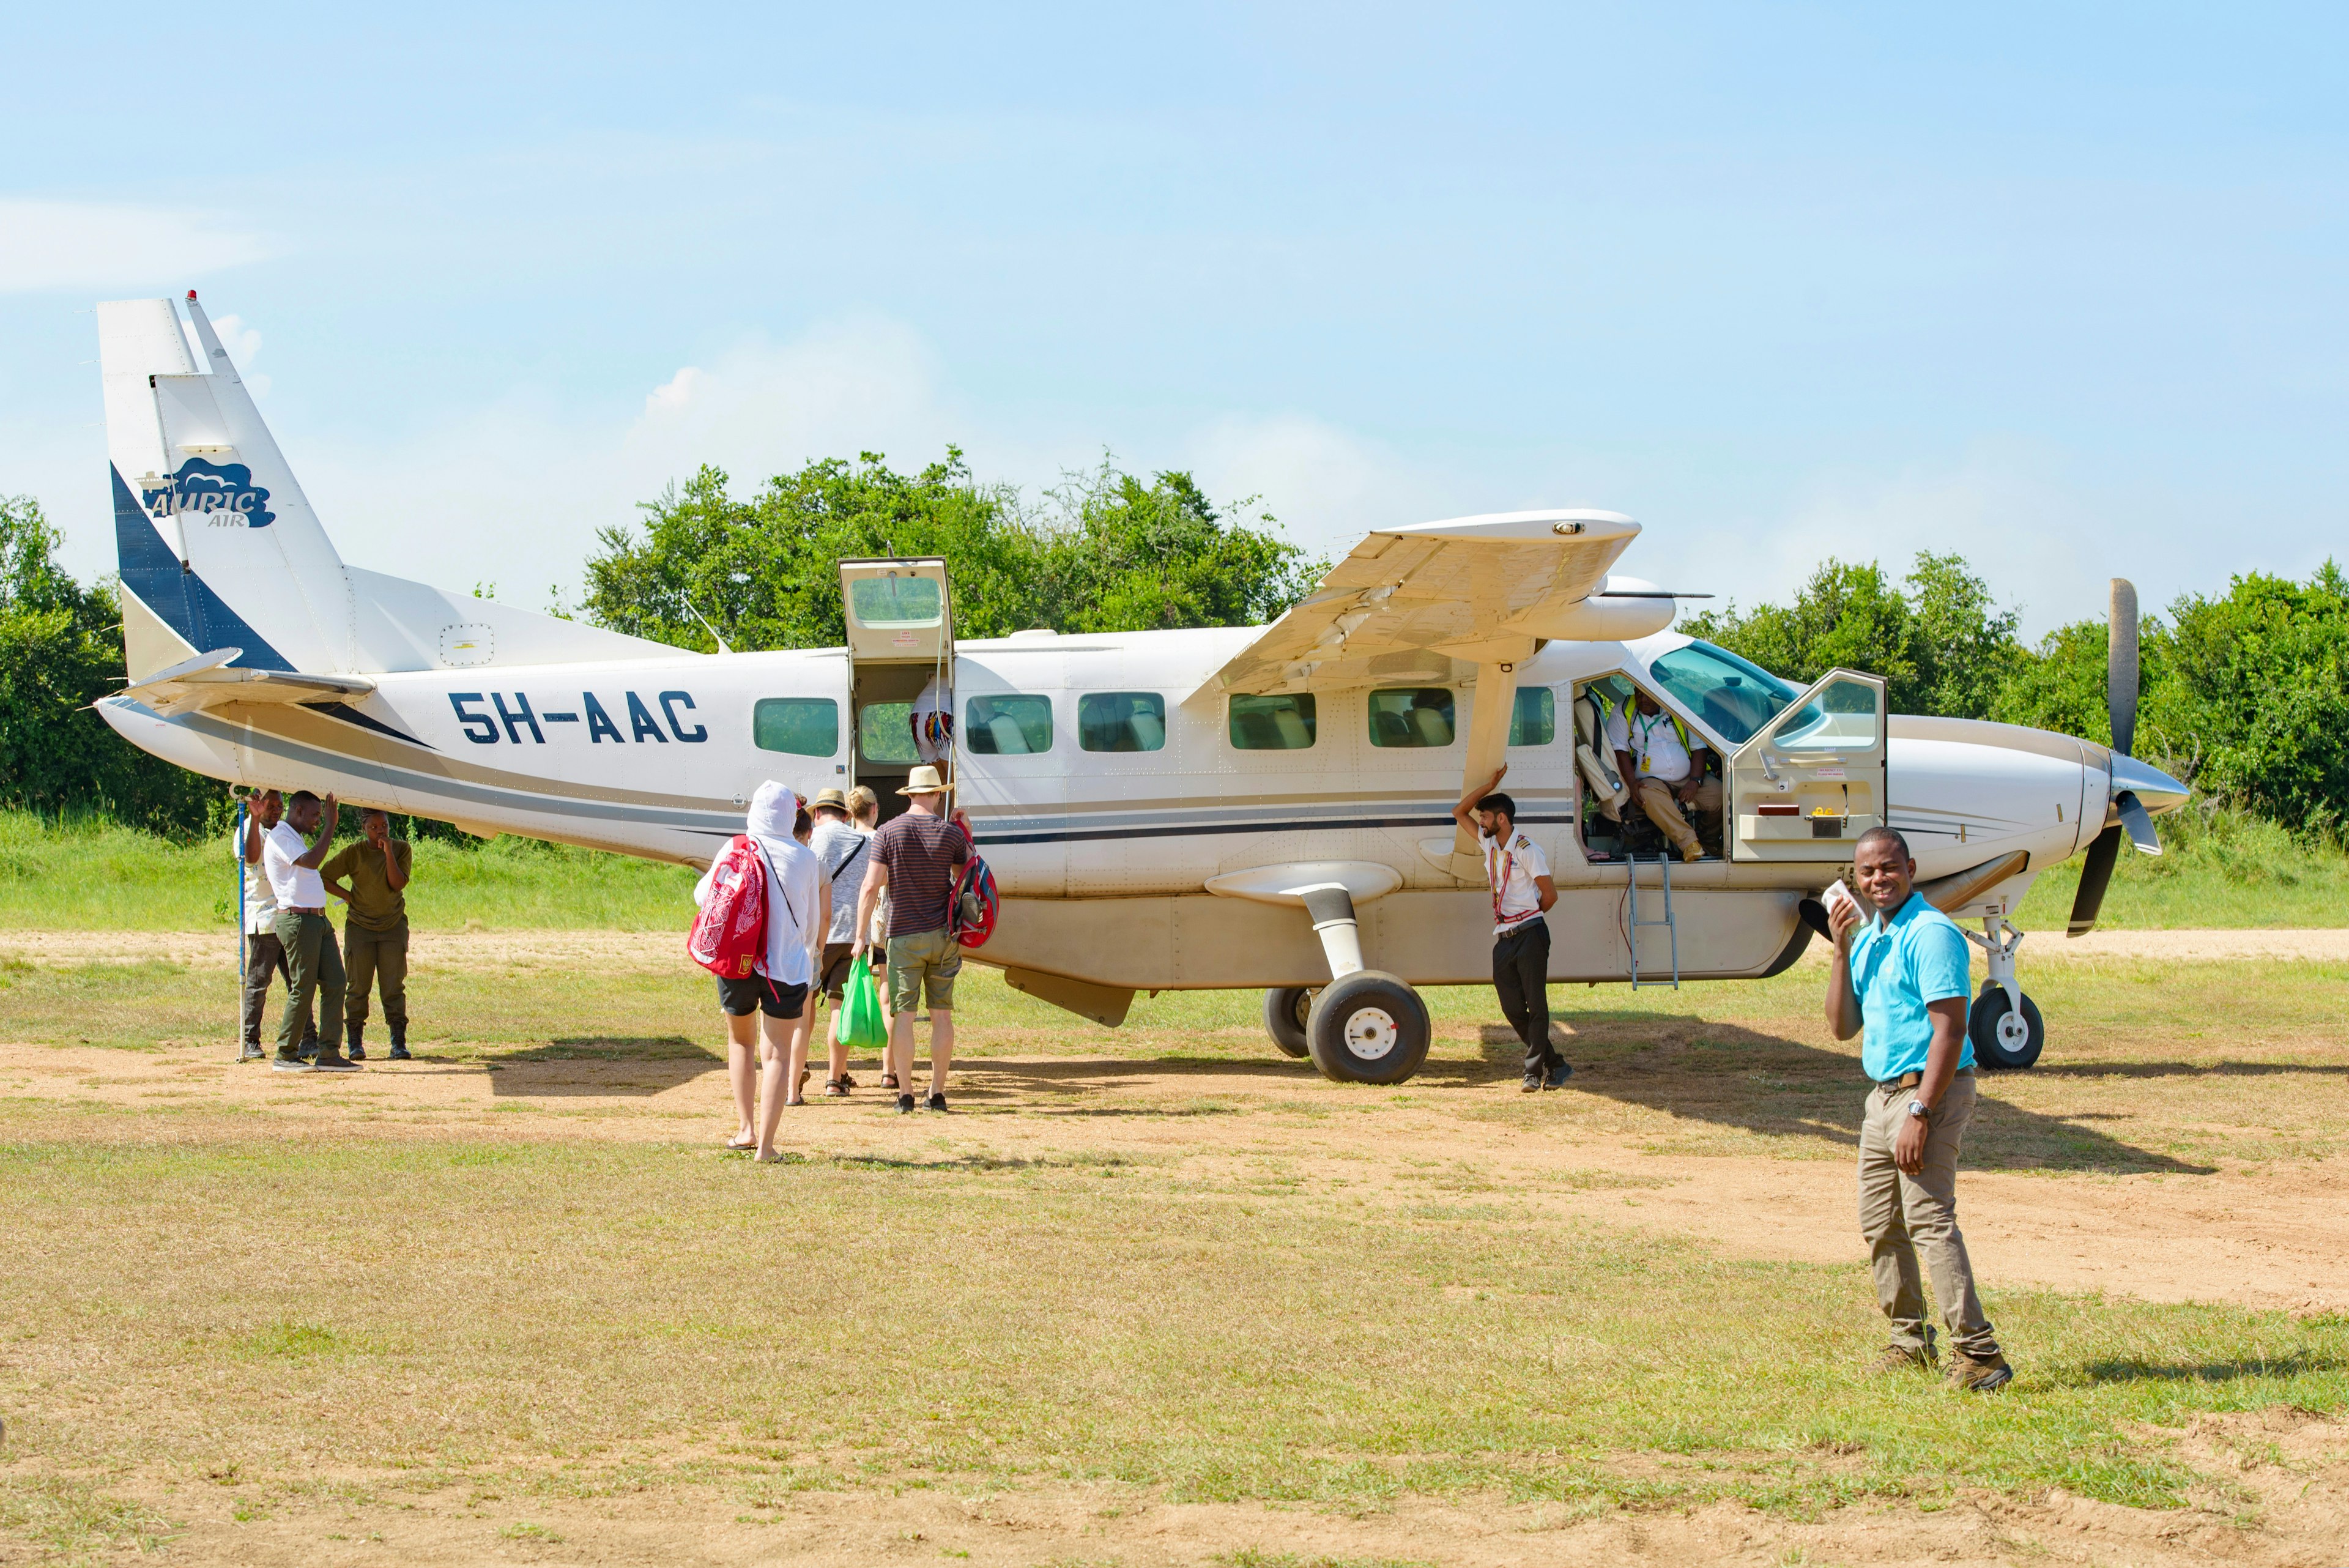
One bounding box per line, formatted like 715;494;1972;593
839;953;889;1050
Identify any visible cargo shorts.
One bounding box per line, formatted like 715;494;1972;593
885;925;961;1016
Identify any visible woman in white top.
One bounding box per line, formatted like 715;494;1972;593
694;781;827;1161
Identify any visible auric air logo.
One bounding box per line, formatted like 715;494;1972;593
139;458;276;529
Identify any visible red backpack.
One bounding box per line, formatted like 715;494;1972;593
949;822;1000;949
688;835;768;978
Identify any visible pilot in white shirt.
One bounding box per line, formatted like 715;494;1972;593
1604;689;1721;864
1452;766;1571;1093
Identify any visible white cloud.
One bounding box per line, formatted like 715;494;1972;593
620;318;956;491
1181;412;1451;562
1674;444;2126;640
297;318;973;604
0;198;270;294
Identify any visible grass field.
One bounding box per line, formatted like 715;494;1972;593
2;802;2346;937
0;811;699;932
3;927;2347;1563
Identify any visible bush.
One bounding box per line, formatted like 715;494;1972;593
0;496;222;836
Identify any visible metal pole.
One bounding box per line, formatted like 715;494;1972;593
234;796;247;997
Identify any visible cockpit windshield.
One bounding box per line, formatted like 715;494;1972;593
1647;640;1801;745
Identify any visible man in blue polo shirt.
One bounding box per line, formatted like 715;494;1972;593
1825;826;2012;1392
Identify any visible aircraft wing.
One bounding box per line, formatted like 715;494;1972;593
1193;509;1664;700
116;648;377;718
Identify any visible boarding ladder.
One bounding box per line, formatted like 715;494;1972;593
1625;852;1681;990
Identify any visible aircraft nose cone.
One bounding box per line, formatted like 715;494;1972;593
2109;752;2189;814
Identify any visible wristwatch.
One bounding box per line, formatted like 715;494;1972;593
1906;1099;1929;1120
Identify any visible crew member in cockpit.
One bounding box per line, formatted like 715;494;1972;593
1606;689;1720;863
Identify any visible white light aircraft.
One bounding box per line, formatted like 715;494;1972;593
94;294;2189;1083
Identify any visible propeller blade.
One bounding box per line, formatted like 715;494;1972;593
2115;790;2161;856
2068;825;2123;937
2108;578;2139;757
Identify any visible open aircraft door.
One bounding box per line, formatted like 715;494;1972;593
1727;668;1887;863
838;558;954;814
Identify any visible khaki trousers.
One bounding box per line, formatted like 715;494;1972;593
344;922;410;1033
1858;1072;1998;1359
1633;776;1721;855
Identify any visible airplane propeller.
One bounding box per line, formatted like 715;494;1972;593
2068;578;2171;937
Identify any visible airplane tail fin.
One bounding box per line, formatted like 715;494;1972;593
98;293;673;682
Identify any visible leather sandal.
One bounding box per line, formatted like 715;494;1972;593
825;1077;851;1098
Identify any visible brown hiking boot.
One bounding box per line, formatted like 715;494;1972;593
1947;1350;2013;1392
1868;1342;1935;1376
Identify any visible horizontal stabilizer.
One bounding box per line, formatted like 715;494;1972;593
119;647;376;717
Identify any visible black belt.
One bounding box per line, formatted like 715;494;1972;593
1875;1067;1973;1090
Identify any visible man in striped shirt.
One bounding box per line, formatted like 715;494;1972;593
1455;765;1570;1093
852;765;970;1115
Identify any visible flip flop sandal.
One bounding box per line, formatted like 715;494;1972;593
725;1135;756;1151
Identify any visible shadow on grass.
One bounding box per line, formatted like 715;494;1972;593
2035;1061;2349;1081
1471;1016;2217;1176
2081;1352;2342;1384
484;1036;721;1097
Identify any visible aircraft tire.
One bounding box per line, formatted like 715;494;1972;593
1305;971;1431;1085
1968;984;2045;1071
1263;986;1314;1058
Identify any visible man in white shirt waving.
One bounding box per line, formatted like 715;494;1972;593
1605;688;1721;864
1454;765;1570;1093
261;789;359;1073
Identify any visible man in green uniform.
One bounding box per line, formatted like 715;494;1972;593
323;809;414;1061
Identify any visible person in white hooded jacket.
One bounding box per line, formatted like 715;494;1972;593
694;781;827;1162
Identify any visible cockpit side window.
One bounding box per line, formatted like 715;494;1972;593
1648;640;1799;746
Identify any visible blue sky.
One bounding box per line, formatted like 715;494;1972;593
6;3;2345;636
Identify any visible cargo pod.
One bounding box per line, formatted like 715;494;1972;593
1727;667;1887;863
838;557;953;823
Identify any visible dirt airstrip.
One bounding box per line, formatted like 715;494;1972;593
4;930;2347;1565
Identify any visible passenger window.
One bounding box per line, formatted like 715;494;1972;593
1367;687;1456;748
1508;687;1556;747
858;702;920;764
1228;693;1316;750
965;693;1053;755
1078;692;1167;752
753;697;839;756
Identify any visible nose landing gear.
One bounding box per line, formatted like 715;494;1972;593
1964;916;2045;1070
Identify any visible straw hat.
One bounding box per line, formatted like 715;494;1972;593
897;764;954;796
810;787;849;811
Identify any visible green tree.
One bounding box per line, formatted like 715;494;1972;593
1680;559;1926;711
2145;564;2349;830
1990;615;2134;743
1680;552;2024;721
0;496;221;833
1022;461;1321;634
582;450;1319;650
1906;552;2025;721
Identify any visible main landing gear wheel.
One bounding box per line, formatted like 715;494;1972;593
1305;971;1431;1086
1969;983;2045;1071
1264;986;1314;1059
